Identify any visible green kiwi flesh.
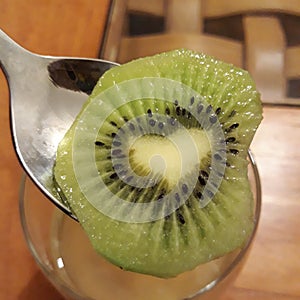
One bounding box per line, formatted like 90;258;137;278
54;49;262;278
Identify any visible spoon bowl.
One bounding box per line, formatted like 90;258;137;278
0;29;118;218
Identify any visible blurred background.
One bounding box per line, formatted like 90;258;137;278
101;0;300;105
0;1;299;300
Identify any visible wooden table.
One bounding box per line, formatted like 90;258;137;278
0;1;299;299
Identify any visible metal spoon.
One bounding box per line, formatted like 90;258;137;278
0;29;118;219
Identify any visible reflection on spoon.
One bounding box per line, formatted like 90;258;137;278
0;29;118;219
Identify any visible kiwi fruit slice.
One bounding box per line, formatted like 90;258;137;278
54;49;262;278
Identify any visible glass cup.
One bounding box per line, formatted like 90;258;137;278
19;151;261;300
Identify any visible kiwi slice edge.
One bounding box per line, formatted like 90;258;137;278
54;49;262;278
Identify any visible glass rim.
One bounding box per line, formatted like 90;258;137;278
19;149;262;300
187;148;262;298
19;175;85;300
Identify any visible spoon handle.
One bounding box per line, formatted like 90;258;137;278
0;29;32;77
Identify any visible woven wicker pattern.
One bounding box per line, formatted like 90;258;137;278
101;0;300;105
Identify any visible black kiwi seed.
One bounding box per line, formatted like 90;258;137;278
169;117;176;126
164;214;171;221
206;105;213;114
157;193;165;200
149;119;156;127
209;115;218;124
200;170;209;178
182;184;188;194
229;123;239;130
138;125;144;134
175;193;180;203
129;123;135;131
229;110;236;118
215;107;221;115
113;164;123;170
95;141;105;146
206;190;214;198
158;122;164;129
136;187;144;193
118;170;128;176
147;108;153;117
123;116;128;122
177;212;185;225
119;127;125;134
190;96;195;105
176;106;181;116
126;176;133;183
165;107;170;115
225;123;239;133
213;153;223;161
174;99;179;106
229;149;239;155
111;132;116;138
112;149;122;156
211;181;218;188
110;121;118;127
196;191;203;200
112;141;122;147
181;108;186;116
109;173;118;180
187;112;192;119
198;175;206;186
197;103;204;114
226;137;236;143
